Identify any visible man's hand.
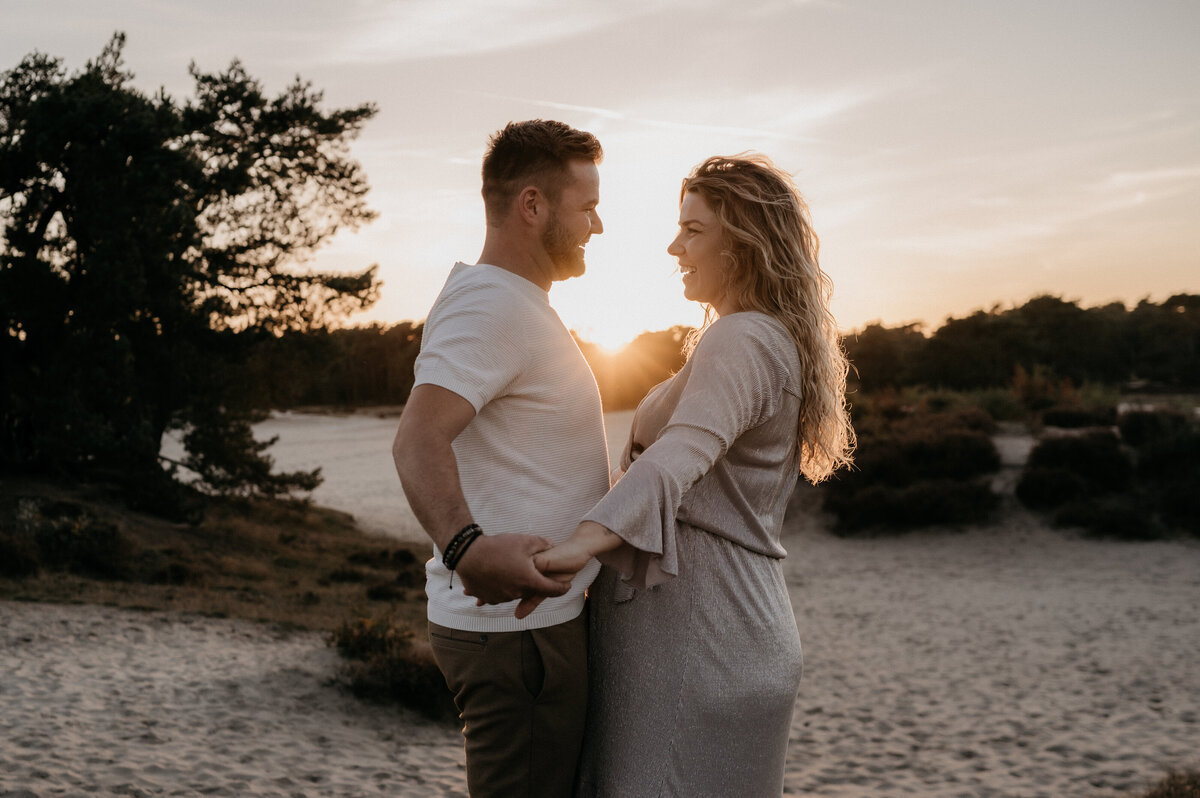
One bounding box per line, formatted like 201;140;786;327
456;534;572;606
511;536;596;619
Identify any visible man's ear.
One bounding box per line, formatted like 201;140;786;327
517;185;543;225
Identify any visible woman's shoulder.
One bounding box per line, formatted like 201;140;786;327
688;312;798;388
698;311;793;353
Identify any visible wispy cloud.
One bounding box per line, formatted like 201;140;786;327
464;81;889;144
1096;165;1200;190
463;91;814;142
322;0;687;64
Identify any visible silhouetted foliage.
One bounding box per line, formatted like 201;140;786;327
0;34;379;501
1015;467;1088;510
1053;495;1164;541
1040;405;1116;429
230;321;692;412
1018;411;1200;538
1138;771;1200;798
822;406;1001;533
844;293;1200;396
1118;409;1192;448
1026;432;1133;492
844;322;925;392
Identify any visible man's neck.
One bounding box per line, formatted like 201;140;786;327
477;236;553;292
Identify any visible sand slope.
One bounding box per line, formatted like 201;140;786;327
3;510;1198;796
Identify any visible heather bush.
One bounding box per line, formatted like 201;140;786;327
1118;409;1192;448
0;527;40;577
1161;481;1200;534
1129;418;1200;534
824;406;1002;533
1053;495;1164;540
6;498;138;580
328;615;455;721
1025;432;1133;492
968;388;1026;422
1040;404;1116;429
1015;467;1088;510
1138;770;1200;798
828;479;998;531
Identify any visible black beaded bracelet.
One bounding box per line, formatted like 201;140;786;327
443;523;483;571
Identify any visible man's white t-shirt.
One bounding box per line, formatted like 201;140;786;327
413;262;610;632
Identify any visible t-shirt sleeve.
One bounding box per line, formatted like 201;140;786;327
583;315;794;588
413;280;526;412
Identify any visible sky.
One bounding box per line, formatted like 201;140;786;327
5;0;1198;349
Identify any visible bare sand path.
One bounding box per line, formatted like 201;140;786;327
3;505;1198;796
0;605;466;797
782;497;1200;796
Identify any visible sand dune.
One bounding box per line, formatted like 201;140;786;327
4;508;1198;797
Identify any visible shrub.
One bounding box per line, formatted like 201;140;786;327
1161;480;1200;534
24;501;137;580
328;615;455;720
1136;429;1200;480
1138;770;1200;798
0;528;40;577
969;388;1026;422
1026;432;1133;492
1053;496;1163;541
1041;405;1115;429
1118;410;1192;448
830;479;998;532
824;406;1002;532
844;428;1001;489
1015;467;1088;510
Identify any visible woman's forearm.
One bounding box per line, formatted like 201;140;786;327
573;520;624;555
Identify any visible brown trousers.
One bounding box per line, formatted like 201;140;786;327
429;611;588;798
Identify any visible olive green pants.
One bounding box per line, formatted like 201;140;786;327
428;611;588;798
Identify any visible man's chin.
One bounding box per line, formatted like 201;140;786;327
553;256;587;282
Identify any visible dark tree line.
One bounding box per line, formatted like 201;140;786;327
228;293;1199;417
845;294;1200;393
231;323;690;412
236;294;1198;416
1;35;378;502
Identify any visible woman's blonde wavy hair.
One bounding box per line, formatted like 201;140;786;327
680;154;854;483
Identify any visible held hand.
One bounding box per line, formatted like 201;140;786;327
513;536;596;620
456;534;570;606
514;521;625;619
532;537;596;579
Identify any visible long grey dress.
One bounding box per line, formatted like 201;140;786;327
577;311;805;798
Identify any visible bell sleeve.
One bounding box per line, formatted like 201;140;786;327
581;314;792;589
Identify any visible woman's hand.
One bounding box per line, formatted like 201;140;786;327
532;536;595;579
513;521;624;619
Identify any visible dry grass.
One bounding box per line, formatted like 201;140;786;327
1134;771;1200;798
0;477;428;634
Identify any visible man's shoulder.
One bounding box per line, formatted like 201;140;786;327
428;265;527;327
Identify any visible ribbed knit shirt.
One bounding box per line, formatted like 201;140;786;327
413;262;610;632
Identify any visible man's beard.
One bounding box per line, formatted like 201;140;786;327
542;209;586;280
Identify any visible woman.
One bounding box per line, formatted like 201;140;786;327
527;154;855;796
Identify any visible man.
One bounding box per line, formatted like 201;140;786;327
392;119;610;798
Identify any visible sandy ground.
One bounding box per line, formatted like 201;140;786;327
3;429;1199;797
